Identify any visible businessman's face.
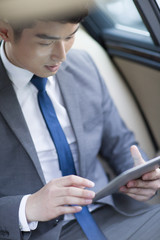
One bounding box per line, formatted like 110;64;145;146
4;21;79;77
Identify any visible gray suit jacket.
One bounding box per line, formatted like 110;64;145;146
0;50;149;240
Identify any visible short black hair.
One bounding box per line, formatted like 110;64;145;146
11;9;88;41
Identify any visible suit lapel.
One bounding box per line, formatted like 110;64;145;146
56;66;87;177
0;59;46;185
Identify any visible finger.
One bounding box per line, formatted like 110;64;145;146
120;186;156;197
130;145;145;167
142;168;160;181
56;205;82;216
56;196;93;206
55;175;95;188
126;179;160;190
61;187;95;199
125;193;151;202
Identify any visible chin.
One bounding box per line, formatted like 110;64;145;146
34;72;55;78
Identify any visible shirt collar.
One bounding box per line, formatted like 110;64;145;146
0;41;33;89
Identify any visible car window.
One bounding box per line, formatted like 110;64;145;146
97;0;150;36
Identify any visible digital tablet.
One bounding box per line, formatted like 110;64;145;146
93;155;160;202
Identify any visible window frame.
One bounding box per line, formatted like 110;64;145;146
133;0;160;46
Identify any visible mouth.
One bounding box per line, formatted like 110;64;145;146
45;63;61;72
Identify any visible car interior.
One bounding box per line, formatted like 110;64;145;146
1;0;159;204
73;0;160;204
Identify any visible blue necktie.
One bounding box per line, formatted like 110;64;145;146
31;75;107;240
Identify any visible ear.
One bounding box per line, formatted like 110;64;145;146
0;21;11;42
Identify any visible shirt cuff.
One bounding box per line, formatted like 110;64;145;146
19;195;38;232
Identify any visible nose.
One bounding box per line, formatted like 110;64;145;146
51;40;66;62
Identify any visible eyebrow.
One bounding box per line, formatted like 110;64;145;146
35;26;79;40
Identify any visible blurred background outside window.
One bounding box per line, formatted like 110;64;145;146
156;0;160;8
96;0;150;36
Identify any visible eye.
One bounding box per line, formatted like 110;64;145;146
39;42;53;46
65;36;74;42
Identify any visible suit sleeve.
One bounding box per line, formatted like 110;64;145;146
0;195;31;240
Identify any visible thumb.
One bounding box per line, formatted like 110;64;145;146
130;145;145;167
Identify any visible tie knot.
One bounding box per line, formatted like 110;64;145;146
31;75;47;92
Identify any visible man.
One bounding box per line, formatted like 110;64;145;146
0;8;160;240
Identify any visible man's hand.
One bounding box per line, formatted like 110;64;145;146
26;175;95;222
119;145;160;201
